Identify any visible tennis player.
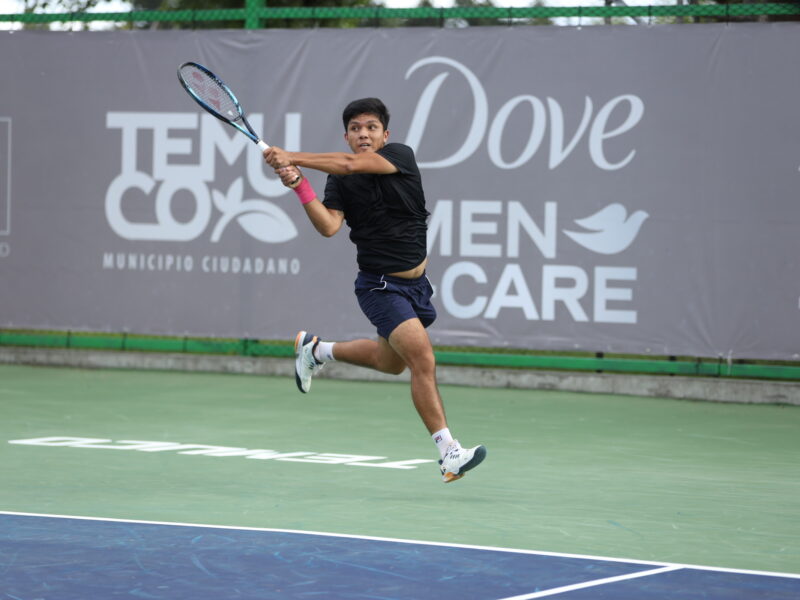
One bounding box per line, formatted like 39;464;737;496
263;98;486;483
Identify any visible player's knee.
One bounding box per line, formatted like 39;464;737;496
406;350;436;377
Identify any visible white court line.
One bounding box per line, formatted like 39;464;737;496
496;565;683;599
2;510;800;581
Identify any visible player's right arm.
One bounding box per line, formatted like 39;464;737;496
277;166;344;238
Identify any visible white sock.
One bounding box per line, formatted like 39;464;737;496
432;427;454;459
313;341;336;363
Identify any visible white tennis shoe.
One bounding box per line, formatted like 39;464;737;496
439;440;487;483
294;330;324;394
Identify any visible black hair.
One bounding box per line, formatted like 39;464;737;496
342;98;390;131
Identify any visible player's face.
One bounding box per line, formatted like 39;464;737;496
345;113;389;154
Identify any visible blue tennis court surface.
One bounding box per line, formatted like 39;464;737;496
1;512;798;599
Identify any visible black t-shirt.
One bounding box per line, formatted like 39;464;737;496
323;143;429;274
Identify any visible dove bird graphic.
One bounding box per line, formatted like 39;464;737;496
563;203;649;255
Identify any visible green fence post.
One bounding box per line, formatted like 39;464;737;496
245;0;264;29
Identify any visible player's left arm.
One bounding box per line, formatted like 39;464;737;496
264;147;397;176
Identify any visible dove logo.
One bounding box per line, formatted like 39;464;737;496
104;111;300;243
563;204;649;255
404;56;643;171
428;199;643;324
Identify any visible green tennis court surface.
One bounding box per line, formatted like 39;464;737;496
1;363;798;576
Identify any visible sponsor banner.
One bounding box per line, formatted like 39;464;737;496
0;25;798;360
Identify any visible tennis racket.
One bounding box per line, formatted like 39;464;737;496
177;61;300;185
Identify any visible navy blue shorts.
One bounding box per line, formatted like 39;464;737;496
354;271;437;340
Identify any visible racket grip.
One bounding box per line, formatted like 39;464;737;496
257;140;269;151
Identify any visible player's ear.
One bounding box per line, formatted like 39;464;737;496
383;129;390;142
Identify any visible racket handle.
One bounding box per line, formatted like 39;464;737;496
259;138;300;188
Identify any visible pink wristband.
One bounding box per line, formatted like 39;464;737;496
294;178;316;205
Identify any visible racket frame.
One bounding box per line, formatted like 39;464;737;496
177;61;269;151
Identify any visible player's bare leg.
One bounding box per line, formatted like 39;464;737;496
331;337;407;375
385;318;447;434
385;318;486;481
296;320;486;482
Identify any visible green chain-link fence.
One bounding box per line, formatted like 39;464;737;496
2;3;799;29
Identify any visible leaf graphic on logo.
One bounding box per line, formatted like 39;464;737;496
237;201;298;243
212;178;243;214
210;178;297;243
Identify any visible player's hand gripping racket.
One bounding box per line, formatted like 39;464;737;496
177;61;300;186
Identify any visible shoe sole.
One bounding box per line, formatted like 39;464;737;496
442;445;487;483
294;330;313;394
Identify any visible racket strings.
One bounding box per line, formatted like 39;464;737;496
180;65;241;122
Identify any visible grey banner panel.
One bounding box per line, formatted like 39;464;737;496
0;25;798;360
